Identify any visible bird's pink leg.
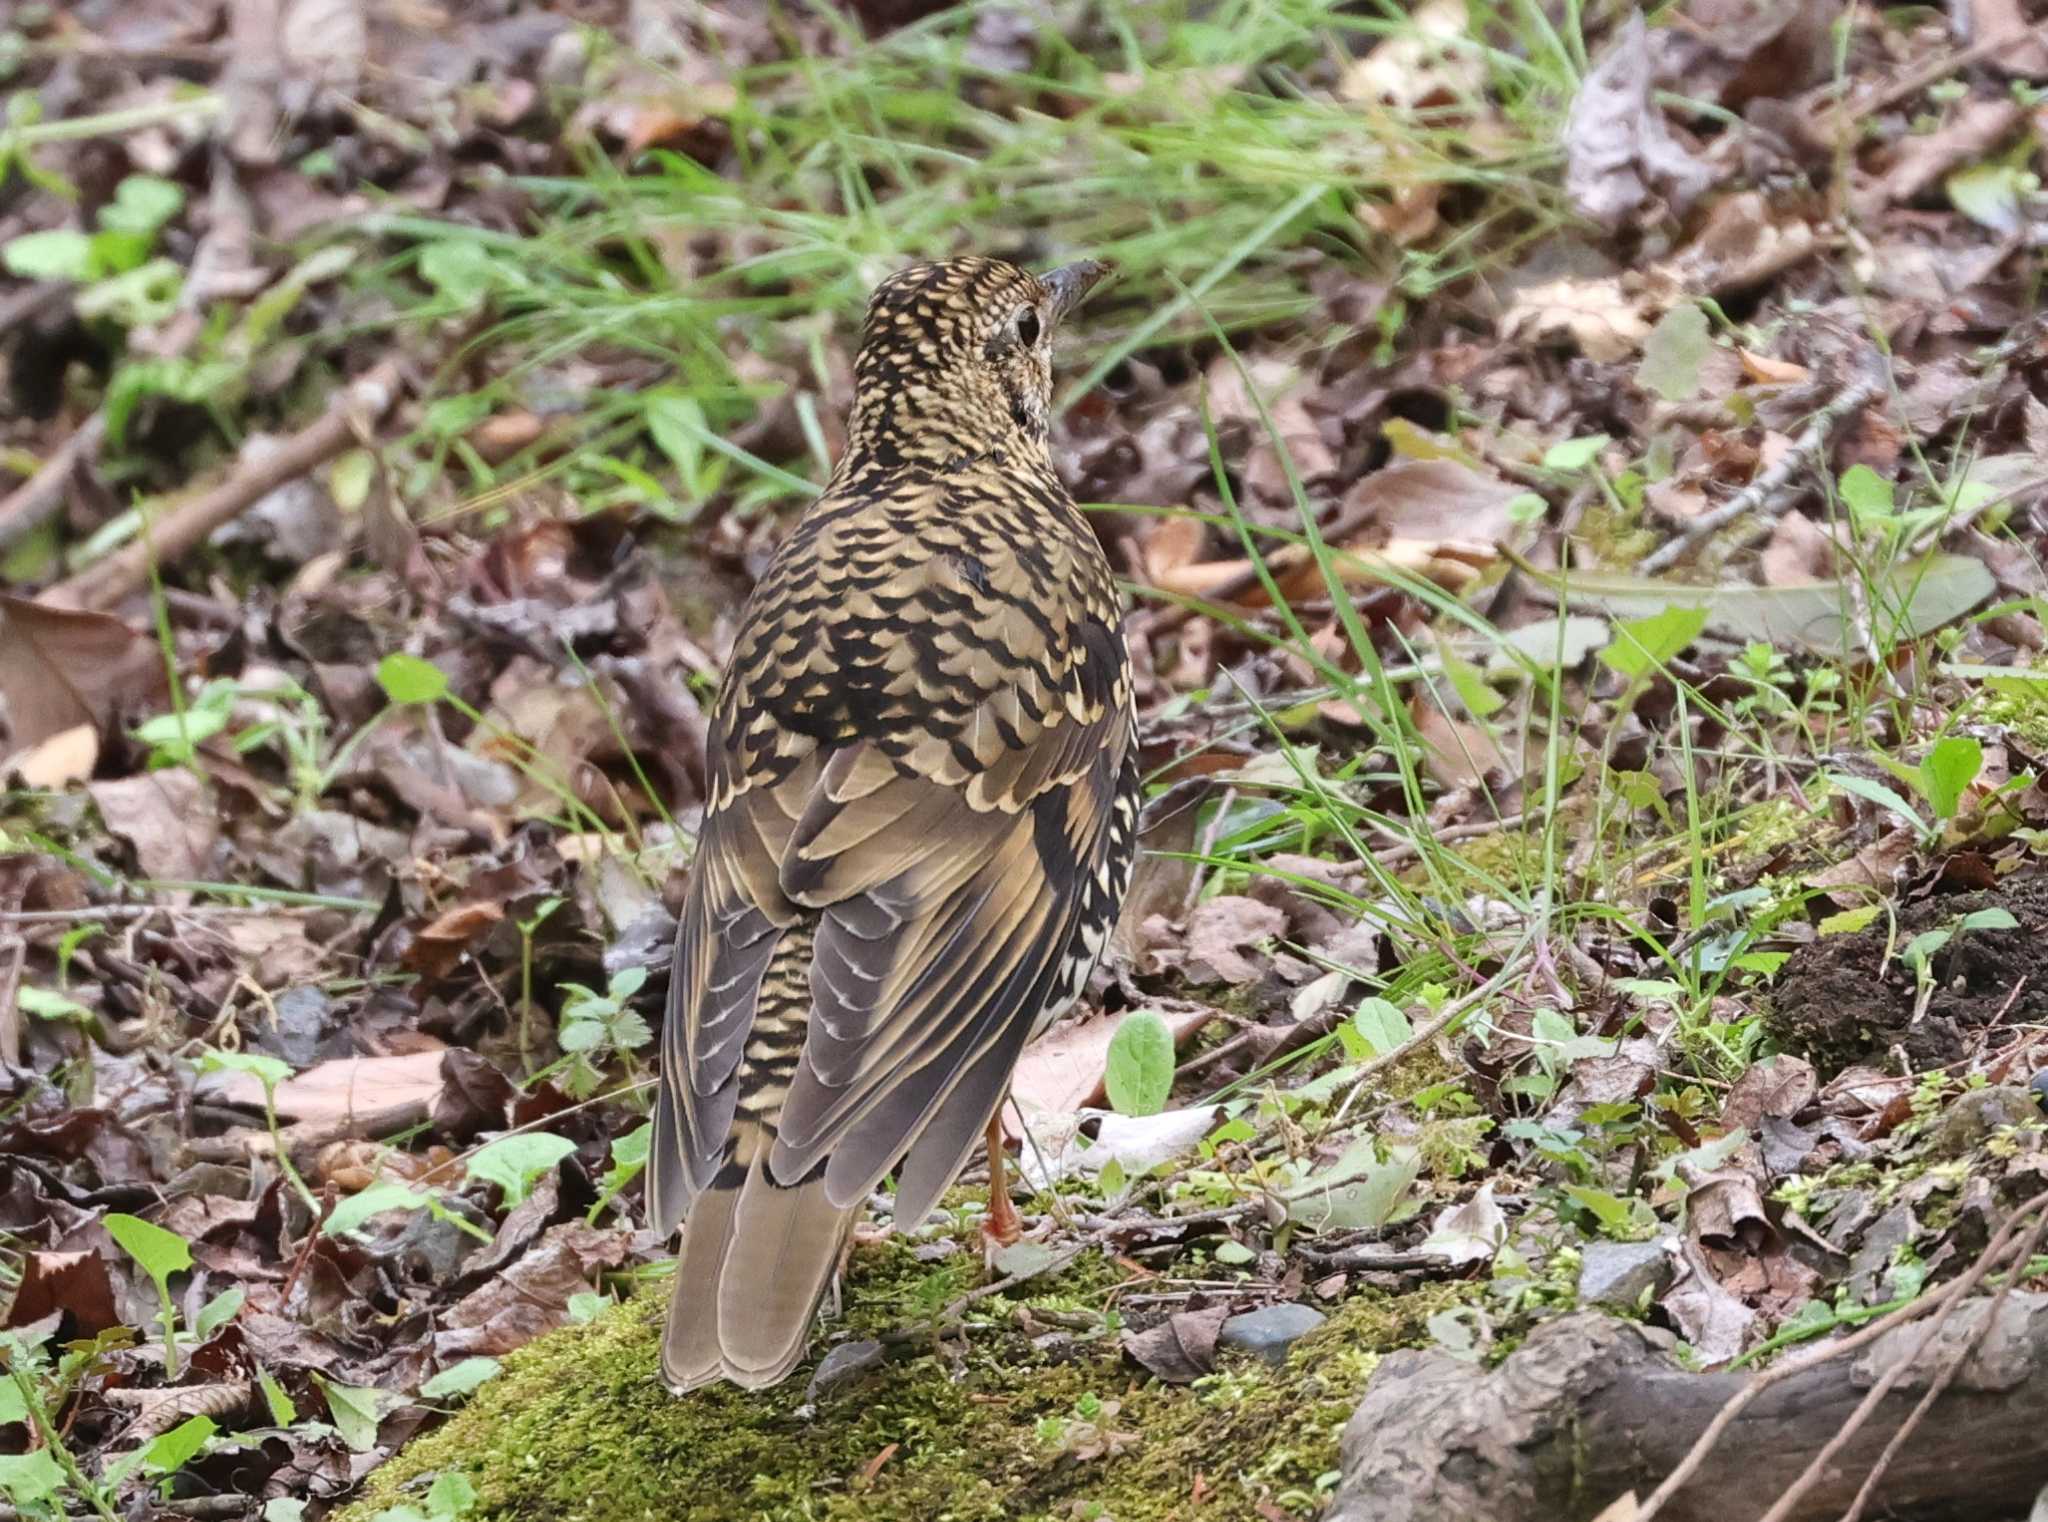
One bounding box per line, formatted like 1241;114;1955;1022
981;1111;1023;1248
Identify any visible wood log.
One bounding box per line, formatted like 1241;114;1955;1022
1328;1293;2048;1522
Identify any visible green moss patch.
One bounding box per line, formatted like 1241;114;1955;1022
338;1243;1469;1522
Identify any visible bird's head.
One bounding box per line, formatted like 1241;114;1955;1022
847;255;1112;470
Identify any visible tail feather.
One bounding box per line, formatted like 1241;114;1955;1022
661;1118;857;1394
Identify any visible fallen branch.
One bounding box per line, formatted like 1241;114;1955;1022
1640;361;1887;575
41;364;401;612
1817;23;2048;137
1326;1191;2048;1522
1330;1289;2048;1522
0;412;108;552
1637;1186;2048;1522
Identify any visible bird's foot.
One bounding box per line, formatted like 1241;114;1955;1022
979;1108;1026;1256
981;1187;1024;1252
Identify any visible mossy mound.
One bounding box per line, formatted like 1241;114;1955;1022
339;1241;1468;1522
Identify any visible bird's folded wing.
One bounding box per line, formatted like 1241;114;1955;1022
648;761;804;1232
769;720;1125;1210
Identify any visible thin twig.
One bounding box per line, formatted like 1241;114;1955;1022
0;413;108;552
41;364;400;612
1834;1206;2048;1522
1640;366;1887;574
1373;810;1530;869
1817;23;2048;135
0;903;317;926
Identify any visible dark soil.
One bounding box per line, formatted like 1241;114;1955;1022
1767;871;2048;1075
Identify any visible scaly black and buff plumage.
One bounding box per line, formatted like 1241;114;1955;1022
648;255;1138;1393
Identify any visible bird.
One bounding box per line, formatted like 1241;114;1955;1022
647;254;1139;1394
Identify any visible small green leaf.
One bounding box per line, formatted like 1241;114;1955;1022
645;394;708;482
1919;735;1983;821
992;1240;1061;1278
258;1367;297;1426
75;258;182;326
330;450;376;512
1563;1184;1640;1235
1349;997;1413;1058
193;1285;245;1339
1439;651;1504;719
1599;606;1708;681
0;1379;26;1427
464;1133;578;1207
1211;1239;1257;1266
1837;464;1894;525
315;1376;384;1452
1094;1157;1126;1198
1818;904;1883;936
418;241;498;304
1636;303;1711;402
144;1413;217;1474
566;1291;609;1324
419;1357;501;1401
376;653;449;706
0;1449;64;1505
1903;927;1952;971
99;175;185;238
323;1180;434;1239
1955;907;2018;934
2;229;99;281
1828;773;1928;836
133;704;231;751
1947;162;2031;234
1541;433;1610;472
264;1500;308;1522
17;986;90;1022
198;1047;294;1090
426;1471;479;1521
1103;1010;1176;1118
1284;1141;1420;1230
103;1212;192;1287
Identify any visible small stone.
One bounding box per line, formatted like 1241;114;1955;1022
264;985;331;1068
1926;1085;2037;1159
799;1339;885;1409
2032;1070;2048;1111
1576;1240;1673;1310
1217;1303;1327;1366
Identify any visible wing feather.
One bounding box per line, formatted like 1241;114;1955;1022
769;733;1125;1210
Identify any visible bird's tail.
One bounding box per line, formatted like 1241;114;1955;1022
661;1114;857;1393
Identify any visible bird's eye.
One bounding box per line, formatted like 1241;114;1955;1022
1015;308;1042;347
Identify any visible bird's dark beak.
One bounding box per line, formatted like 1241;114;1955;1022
1041;260;1114;326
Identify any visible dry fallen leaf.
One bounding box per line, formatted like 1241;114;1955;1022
1339;0;1478;106
203;1049;450;1127
7;723;98;789
1500;270;1657;363
402;901;508;980
0;595;166;768
1564;13;1719;229
89;772;219;884
1122;1303;1230;1384
1341;458;1524;551
1153;896;1288;985
1868;98;2025;211
1971;0;2048;77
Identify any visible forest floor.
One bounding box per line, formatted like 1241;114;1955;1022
4;1;2048;1519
